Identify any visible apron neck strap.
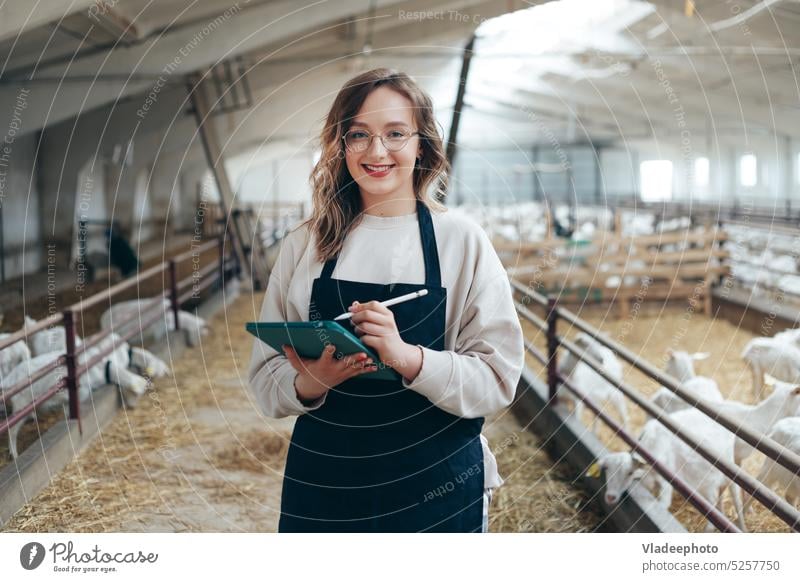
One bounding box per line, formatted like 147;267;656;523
320;200;441;287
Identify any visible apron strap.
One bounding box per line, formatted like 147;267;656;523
416;200;441;288
319;200;442;288
320;254;337;279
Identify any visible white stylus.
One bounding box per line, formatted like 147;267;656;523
332;289;429;321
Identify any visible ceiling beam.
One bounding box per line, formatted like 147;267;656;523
0;0;417;136
0;0;96;44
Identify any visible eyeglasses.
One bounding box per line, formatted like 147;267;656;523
342;128;420;153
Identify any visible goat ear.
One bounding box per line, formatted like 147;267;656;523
764;374;777;387
692;352;710;360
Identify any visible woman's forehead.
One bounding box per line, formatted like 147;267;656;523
351;86;414;127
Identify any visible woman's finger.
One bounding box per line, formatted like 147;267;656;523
341;352;369;369
282;345;301;370
357;363;378;375
350;309;386;326
341;359;377;379
354;322;387;337
359;300;390;314
283;345;316;370
322;344;337;361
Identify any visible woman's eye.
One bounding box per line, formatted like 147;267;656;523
349;131;368;139
386;130;405;139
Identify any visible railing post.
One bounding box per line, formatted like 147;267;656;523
169;260;180;331
218;234;226;286
62;309;82;434
546;296;559;403
229;232;243;280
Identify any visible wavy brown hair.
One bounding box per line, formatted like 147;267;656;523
304;68;449;262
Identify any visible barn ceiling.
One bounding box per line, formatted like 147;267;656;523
0;0;797;157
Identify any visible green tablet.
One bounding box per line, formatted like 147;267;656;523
246;320;401;381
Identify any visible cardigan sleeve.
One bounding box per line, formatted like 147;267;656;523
247;226;327;418
401;225;524;418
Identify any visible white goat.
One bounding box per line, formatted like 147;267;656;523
778;275;800;297
81;331;171;379
556;332;627;434
774;328;800;348
21;316;83;357
20;320;169;379
743;417;800;512
1;333;148;459
0;333;32;379
128;346;171;378
100;298;209;347
650;350;718;413
594;407;746;531
741;337;800;399
664;349;710;383
713;378;800;465
651;377;724;414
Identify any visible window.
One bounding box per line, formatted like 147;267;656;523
640;160;673;202
796;152;800;183
740;153;757;187
694;157;709;187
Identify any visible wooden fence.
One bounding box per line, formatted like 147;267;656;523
500;227;729;317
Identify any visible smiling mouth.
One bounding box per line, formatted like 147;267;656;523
362;164;395;175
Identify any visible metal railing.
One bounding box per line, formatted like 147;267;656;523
0;236;235;442
512;279;800;532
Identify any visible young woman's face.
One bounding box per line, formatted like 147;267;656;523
344;86;421;202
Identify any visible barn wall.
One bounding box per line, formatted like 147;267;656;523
0;131;42;280
36;84;204;264
450;135;800;210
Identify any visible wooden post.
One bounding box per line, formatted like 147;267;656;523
218;235;226;287
187;73;266;289
63;309;82;434
169;260;180;330
546;297;559;403
545;201;553;240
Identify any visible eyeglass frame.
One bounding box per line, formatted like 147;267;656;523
341;128;422;153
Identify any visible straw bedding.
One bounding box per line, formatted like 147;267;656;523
2;289;286;532
4;287;792;532
3;290;605;533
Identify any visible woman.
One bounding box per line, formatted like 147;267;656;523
248;68;524;532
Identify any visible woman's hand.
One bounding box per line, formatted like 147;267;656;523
348;301;423;382
282;344;376;403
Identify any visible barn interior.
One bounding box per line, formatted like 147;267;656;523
1;0;799;534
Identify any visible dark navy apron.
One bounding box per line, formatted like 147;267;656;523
278;201;484;532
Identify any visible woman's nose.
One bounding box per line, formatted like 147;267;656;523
366;135;388;156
